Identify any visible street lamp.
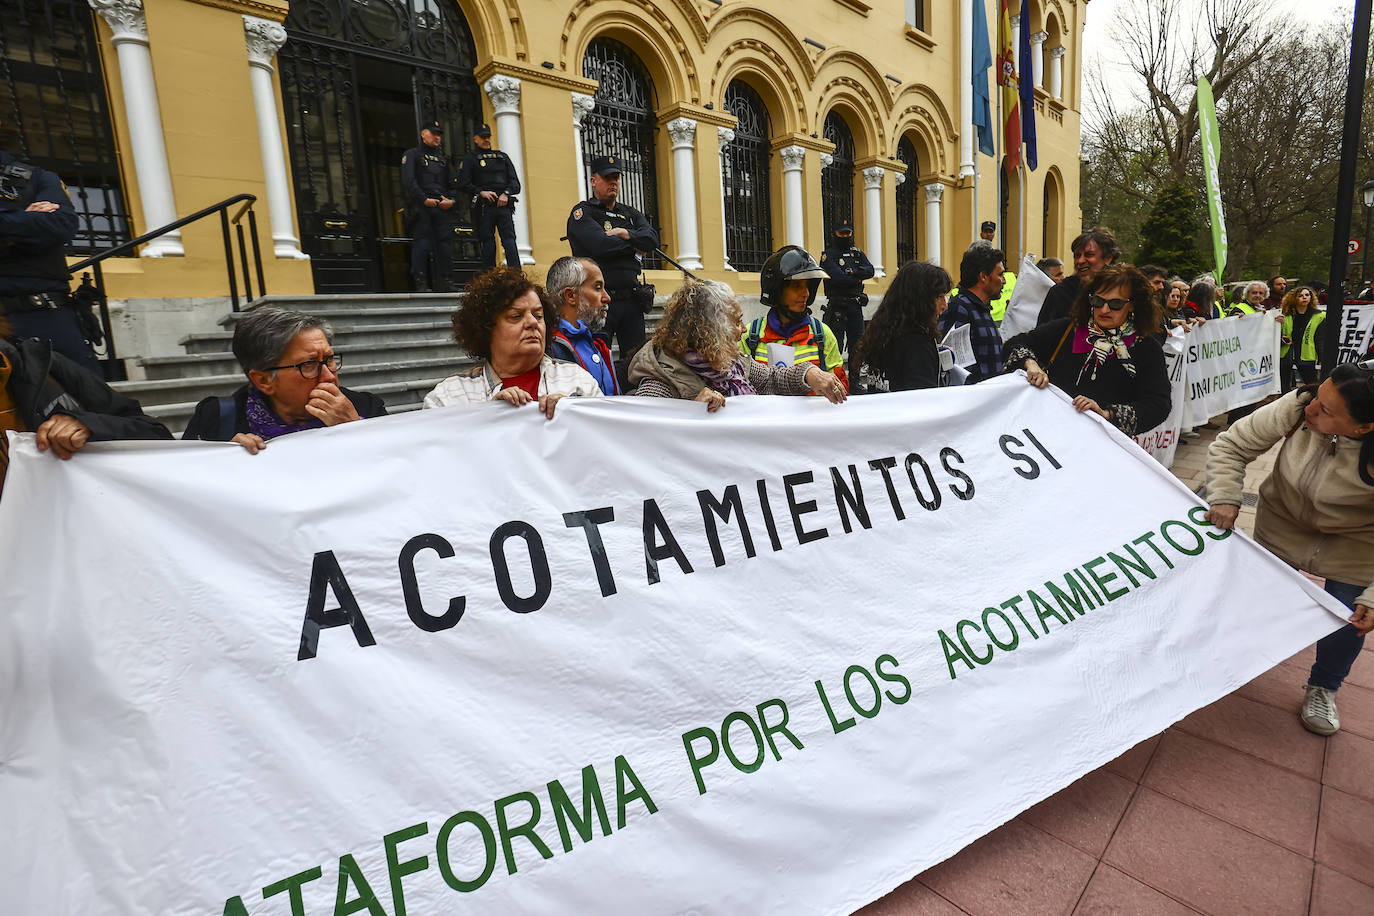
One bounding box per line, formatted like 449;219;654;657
1363;177;1374;285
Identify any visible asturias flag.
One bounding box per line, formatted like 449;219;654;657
998;0;1021;173
1018;0;1037;171
971;0;995;156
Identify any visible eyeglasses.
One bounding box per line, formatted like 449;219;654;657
266;355;342;378
1089;295;1131;311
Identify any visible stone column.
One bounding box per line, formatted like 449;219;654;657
571;92;596;202
717;126;735;271
243;17;307;260
483;75;534;264
1010;15;1021;76
923;183;944;268
862;167;886;278
88;0;181;256
959;0;974;177
666;118;703;270
1031;31;1048;91
780;145;806;248
1050;47;1066;100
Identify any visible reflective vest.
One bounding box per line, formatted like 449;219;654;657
741;315;849;391
990;271;1016;322
1281;310;1325;361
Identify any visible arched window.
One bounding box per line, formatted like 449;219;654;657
0;0;130;252
280;0;482;293
721;80;772;273
821;112;854;239
582;38;661;268
895;136;920;266
1043;170;1063;258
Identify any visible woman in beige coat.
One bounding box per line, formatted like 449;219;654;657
1204;361;1374;736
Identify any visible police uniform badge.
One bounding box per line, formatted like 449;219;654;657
401;154;407;164
573;207;583;220
604;221;612;231
838;258;846;266
479;159;486;167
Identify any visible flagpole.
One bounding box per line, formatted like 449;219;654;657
995;65;1002;250
1019;160;1026;263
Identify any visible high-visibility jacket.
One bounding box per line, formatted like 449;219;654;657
990;271;1016;322
740;314;849;393
1281;310;1325;361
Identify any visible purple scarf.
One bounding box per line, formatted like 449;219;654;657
682;350;756;397
245;387;323;440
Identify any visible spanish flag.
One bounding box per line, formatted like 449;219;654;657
998;0;1021;174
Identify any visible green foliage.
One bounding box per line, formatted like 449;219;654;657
1134;180;1207;277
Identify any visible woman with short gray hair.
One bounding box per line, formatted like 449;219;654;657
182;306;386;451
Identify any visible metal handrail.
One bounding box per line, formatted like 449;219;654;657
68;194;265;380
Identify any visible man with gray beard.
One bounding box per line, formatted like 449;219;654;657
546;255;618;395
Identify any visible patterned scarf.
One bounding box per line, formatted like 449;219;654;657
1077;320;1138;386
682;350;756;397
245;387;323;440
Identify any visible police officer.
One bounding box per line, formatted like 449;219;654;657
0;148;101;376
400;120;455;292
566;155;658;385
456;123;520;269
819;218;874;376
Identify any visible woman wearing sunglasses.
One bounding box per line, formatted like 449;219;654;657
1001;264;1171;435
1205;360;1374;736
183;307;387;452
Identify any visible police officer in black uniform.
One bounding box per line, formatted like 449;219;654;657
400;120;455;292
819;219;874;377
456;123;521;269
566;155;658;386
0;148;102;377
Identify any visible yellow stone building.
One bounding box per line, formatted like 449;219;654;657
4;0;1086;362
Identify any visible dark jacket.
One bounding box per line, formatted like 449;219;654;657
181;385;387;441
0;151;77;294
549;325;618;395
864;331;943;392
1003;317;1171;436
1;336;171;440
820;244;875;300
400;145;454;209
938;289;1002;383
566;197;658;290
456;145;520;198
1036;274;1081;327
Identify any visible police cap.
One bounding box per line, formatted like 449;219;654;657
590;155;622;177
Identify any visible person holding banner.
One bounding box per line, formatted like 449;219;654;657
629;279;847;409
1204;361;1374;736
423;267;603;418
853;260;954;392
1004;264;1170;436
1181;280;1221;323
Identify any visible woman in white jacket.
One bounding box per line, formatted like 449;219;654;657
1204;360;1374;736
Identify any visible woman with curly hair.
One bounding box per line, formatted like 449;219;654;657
852;260;952;392
1002;263;1171;435
1280;285;1323;391
628;279;847;411
423;267;602;418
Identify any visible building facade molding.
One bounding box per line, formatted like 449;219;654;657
656;102;736;130
475;59;598;95
88;0;148;44
709;42;810;137
815;77;887;158
179;0;287;20
242;14;286;69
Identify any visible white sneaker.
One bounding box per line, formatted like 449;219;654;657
1301;683;1340;736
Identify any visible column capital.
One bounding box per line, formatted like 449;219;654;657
923;182;945;203
717;126;736;148
88;0;147;44
862;166;885;190
1031;30;1049;44
1010;14;1020;30
894;172;906;186
1050;46;1068;60
666;117;697;149
571;92;596;126
780;145;806;171
483;75;522;115
819;152;834;170
243;15;287;69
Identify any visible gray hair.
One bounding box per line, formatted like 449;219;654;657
1245;280;1269;298
545;256;590;302
231;307;330;375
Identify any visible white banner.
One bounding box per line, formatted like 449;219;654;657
1186;313;1281;425
1334;302;1374;365
0;381;1347;915
1133;328;1188;468
999;253;1054;341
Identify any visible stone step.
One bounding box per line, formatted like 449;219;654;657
180;320;456;354
141;339;464;379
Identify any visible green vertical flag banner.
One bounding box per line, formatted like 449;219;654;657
1196;76;1227;279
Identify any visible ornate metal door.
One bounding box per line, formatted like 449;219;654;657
821;112;854;240
896;136;919;266
280;0;482;293
581;39;663;270
721;81;773;273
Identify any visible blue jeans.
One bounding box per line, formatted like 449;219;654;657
1310;579;1368;691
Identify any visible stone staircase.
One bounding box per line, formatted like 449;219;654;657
111;292;673;436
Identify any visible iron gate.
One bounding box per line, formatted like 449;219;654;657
821;112;854;240
0;0;131;253
280;0;482;293
721;81;773;272
895;136;919;266
581;39;663;270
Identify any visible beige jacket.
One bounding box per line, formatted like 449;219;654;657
422;355;603;408
1206;390;1374;607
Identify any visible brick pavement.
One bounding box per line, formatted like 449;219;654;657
857;424;1374;916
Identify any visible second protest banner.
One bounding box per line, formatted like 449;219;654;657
1185;313;1281;425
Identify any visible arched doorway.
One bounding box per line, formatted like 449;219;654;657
895;136;920;266
721;80;773;272
821;112;855;240
279;0;483;293
581;38;662;269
